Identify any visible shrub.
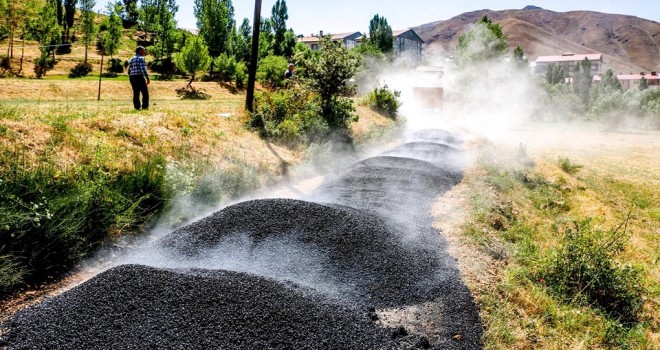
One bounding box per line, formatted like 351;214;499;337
249;83;327;145
69;62;93;78
107;58;124;73
33;50;54;78
149;57;176;79
540;219;644;323
557;157;582;175
234;61;247;89
0;56;9;69
212;53;238;82
256;55;288;89
364;84;401;118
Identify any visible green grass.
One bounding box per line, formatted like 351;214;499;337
464;142;657;349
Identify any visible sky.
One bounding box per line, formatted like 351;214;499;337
96;0;659;35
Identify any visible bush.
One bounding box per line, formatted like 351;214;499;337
107;58;124;73
33;51;54;79
69;62;93;78
212;53;237;82
540;219;644;323
149;57;176;79
256;55;288;89
0;56;10;69
234;62;247;89
364;84;401;118
249;83;327;145
557;157;582;175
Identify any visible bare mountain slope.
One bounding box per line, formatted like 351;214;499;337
414;8;660;73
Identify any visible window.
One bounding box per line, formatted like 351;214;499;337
311;44;318;50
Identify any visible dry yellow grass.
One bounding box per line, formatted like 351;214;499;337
435;124;659;349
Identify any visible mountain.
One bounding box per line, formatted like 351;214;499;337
413;8;660;73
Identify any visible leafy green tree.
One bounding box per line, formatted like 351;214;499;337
573;57;593;105
600;69;621;91
270;0;288;56
32;0;61;78
546;63;566;85
454;15;508;66
639;77;648;91
55;0;63;26
194;0;235;57
368;14;393;53
140;0;178;59
63;0;77;42
97;2;122;100
512;45;528;68
228;18;251;63
123;0;139;24
80;0;96;64
296;36;361;130
176;35;211;88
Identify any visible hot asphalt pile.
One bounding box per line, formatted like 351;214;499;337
1;129;482;349
0;265;407;349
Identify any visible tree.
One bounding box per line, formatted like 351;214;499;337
97;2;122;100
123;0;139;24
600;69;621;91
546;63;566;85
229;18;251;63
79;0;96;64
573;57;593;106
454;15;508;66
63;0;77;42
639;77;648;91
512;45;528;69
296;36;362;130
270;0;288;56
176;35;211;89
194;0;235;57
32;0;61;78
140;0;178;59
368;14;393;53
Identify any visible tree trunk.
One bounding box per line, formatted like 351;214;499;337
18;36;24;74
97;55;104;101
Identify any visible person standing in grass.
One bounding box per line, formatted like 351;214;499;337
128;46;151;110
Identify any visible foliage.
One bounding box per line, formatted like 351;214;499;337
175;35;211;87
638;77;647;91
512;46;527;68
0;152;168;298
249;82;327;145
150;57;178;79
140;0;178;59
79;0;97;63
454;16;508;67
98;2;122;57
107;58;124;73
363;84;401;119
545;63;565;85
122;0;139;24
368;14;393;53
270;0;288;56
68;62;93;78
209;53;246;88
557;157;582;175
194;0;234;57
295;36;361;129
540;219;644;323
234;61;247;88
33;49;54;78
232;18;251;63
256;55;288;89
599;69;621;91
573;57;592;106
63;0;77;41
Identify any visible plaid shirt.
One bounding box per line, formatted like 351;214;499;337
128;54;149;78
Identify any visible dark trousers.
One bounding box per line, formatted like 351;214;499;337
129;75;149;110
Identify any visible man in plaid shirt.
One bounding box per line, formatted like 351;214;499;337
128;46;150;110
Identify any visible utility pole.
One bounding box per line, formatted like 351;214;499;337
245;0;262;112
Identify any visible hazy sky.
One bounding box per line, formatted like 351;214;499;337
96;0;659;34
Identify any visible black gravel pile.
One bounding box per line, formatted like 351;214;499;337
1;264;412;349
1;129;483;349
156;198;449;308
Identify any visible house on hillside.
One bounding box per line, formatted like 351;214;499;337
533;53;603;76
298;31;362;50
593;71;660;90
393;29;425;63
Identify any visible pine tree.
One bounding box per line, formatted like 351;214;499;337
63;0;77;42
176;35;211;88
573;57;593;105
